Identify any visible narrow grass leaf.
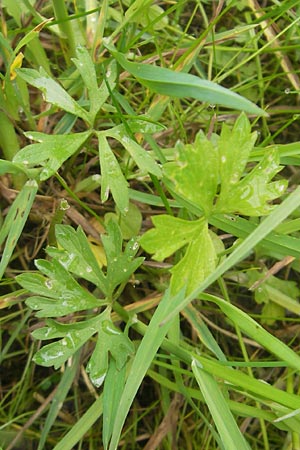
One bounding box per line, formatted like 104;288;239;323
200;293;300;371
210;214;300;259
52;396;103;450
0;180;38;279
105;45;266;116
103;358;126;449
192;360;251;450
37;350;81;450
108;288;186;450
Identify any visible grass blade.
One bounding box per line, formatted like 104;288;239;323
192;360;251;450
105;43;267;116
0;180;38;279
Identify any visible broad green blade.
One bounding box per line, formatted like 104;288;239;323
104;43;267;116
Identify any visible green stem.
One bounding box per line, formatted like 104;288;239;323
52;0;77;59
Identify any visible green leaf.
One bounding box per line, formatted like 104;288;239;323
72;47;117;123
163;114;286;218
108;126;162;177
102;220;144;296
140;216;217;295
140;215;203;260
216;149;287;216
32;312;106;369
104;43;267;116
97;133;129;214
13;131;91;180
86;312;134;387
218;113;257;192
192;360;251;450
105;202;142;240
17;259;106;317
17;67;90;123
163;132;218;217
103;359;126;450
170;223;217;295
0;179;38;279
47;225;107;294
0;159;29;176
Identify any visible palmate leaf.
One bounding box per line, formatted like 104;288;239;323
164;113;286;217
140;217;217;294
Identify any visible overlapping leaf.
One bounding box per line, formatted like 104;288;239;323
140;216;217;294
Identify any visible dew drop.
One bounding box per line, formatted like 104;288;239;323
22;160;29;165
132;241;139;251
86;266;92;273
285;88;290;94
45;280;53;289
221;156;226;163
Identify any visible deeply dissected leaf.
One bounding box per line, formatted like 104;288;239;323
72;46;117;123
140;216;217;294
32;318;100;369
86;310;134;387
102;220;144;296
16;67;90;122
47;225;107;294
216;149;287;216
107;124;162;176
17;259;106;317
97;132;129;214
13;131;91;180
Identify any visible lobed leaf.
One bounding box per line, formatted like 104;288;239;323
97;133;129;214
17;259;106;317
13;131;91;180
140;215;204;261
87;312;134;387
163;133;218;217
47;225;107;294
